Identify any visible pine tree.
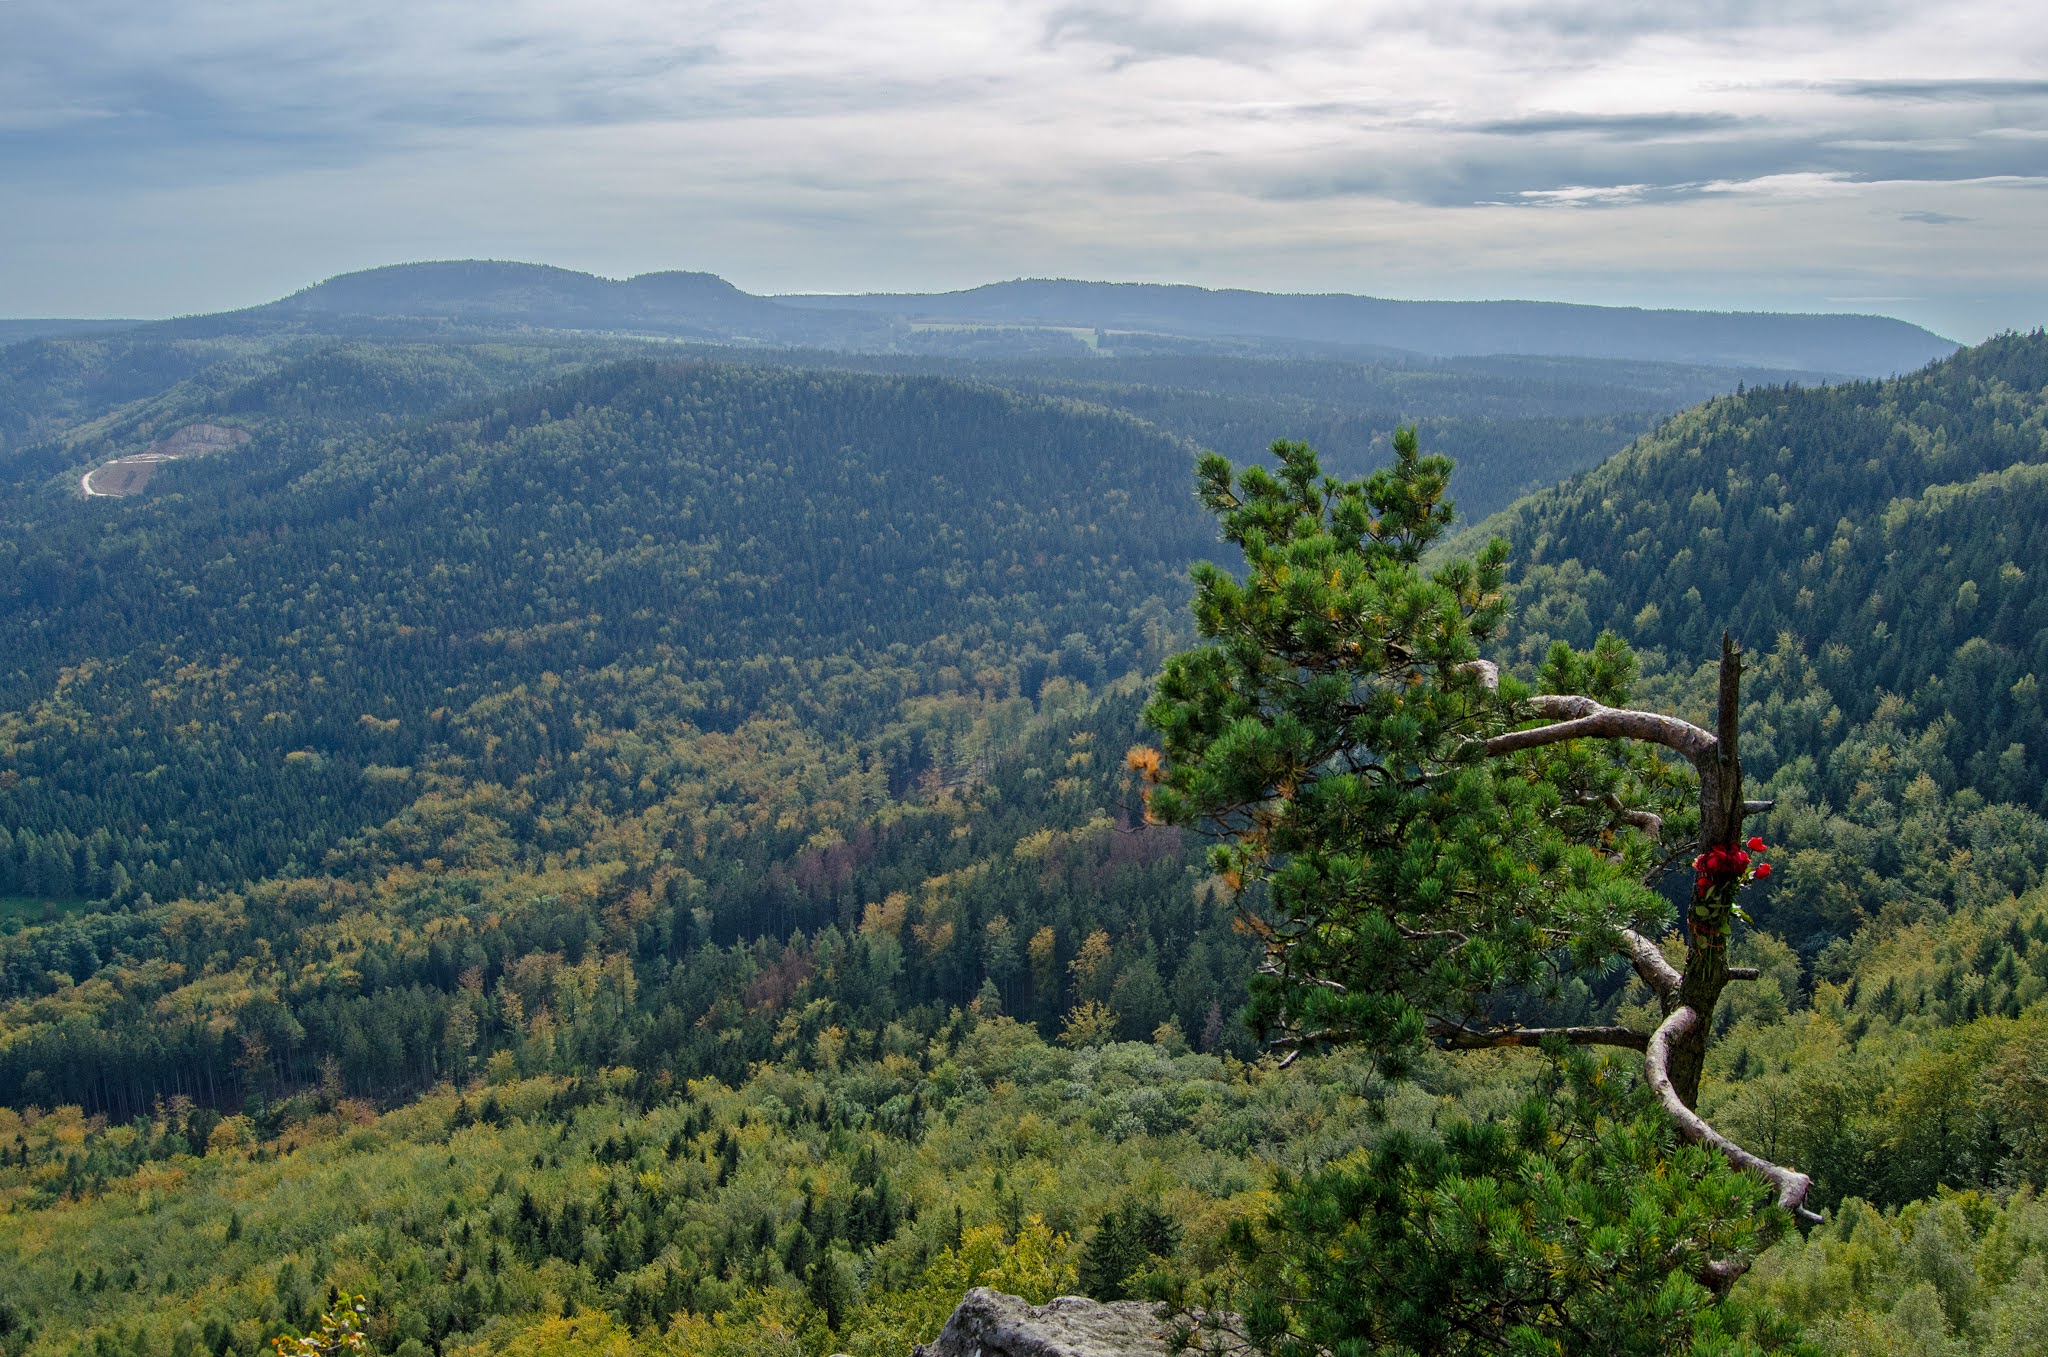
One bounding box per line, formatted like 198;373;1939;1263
1140;435;1817;1348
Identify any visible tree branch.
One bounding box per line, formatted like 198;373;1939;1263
1457;659;1501;690
1615;807;1665;839
1425;1018;1648;1052
1267;1027;1345;1068
1486;695;1718;764
1577;793;1664;841
1394;926;1471;944
1645;1005;1820;1226
1618;928;1683;999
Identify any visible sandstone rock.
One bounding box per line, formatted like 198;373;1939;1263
912;1287;1184;1357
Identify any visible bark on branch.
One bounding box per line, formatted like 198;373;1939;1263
1616;807;1665;838
1425;1018;1649;1052
1459;659;1501;690
1486;694;1718;763
1578;793;1664;841
1619;928;1683;1000
1645;1005;1820;1225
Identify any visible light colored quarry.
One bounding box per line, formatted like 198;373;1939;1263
81;422;250;497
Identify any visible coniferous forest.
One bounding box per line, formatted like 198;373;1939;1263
2;302;2048;1357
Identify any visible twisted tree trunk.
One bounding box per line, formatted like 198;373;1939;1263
1477;634;1817;1236
1668;633;1747;1106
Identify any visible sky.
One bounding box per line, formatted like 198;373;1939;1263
3;0;2046;341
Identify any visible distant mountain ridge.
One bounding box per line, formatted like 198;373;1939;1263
0;318;144;345
21;260;1958;377
785;277;1959;375
158;260;892;347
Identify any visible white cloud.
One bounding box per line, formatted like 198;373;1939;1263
1695;172;1866;197
1512;185;1654;206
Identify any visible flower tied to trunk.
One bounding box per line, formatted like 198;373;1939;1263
1690;836;1771;943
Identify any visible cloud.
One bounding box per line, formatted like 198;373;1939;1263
1512;184;1654;206
1901;210;1971;224
1831;78;2048;101
2;0;2047;340
1039;3;1300;63
1468;113;1748;139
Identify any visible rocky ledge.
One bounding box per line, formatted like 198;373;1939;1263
910;1287;1201;1357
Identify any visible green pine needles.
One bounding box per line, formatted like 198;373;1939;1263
1141;433;1673;1071
1230;1051;1809;1357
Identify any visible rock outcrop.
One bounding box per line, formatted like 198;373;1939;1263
910;1288;1186;1357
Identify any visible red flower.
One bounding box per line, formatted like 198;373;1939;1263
1747;836;1766;852
1754;863;1772;879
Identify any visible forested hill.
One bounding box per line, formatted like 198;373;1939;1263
0;339;624;483
1480;331;2048;950
0;360;1207;906
0;320;139;346
215;262;892;349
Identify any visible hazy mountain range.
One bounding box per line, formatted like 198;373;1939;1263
4;260;1959;377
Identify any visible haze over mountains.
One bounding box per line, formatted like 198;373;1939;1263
27;260;1960;378
9;262;1937;528
782;277;1959;375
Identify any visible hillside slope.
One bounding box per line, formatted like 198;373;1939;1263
1476;330;2048;946
0;360;1212;904
1;319;1821;526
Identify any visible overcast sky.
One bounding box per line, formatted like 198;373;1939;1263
4;0;2045;340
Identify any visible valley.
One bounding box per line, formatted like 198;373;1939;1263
0;278;2042;1357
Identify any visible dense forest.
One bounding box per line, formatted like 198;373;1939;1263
0;360;1209;906
1473;334;2048;956
1;328;2047;1356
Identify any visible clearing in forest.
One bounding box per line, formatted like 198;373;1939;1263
80;422;250;497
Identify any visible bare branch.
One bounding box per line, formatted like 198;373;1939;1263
1426;1018;1648;1052
1457;659;1501;690
1645;1006;1820;1226
1726;967;1760;982
1268;1027;1345;1066
1741;799;1774;819
1619;928;1683;999
1716;632;1743;754
1394;926;1471;944
1486;695;1719;764
1578;791;1665;841
1698;1258;1749;1294
1616;808;1665;838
